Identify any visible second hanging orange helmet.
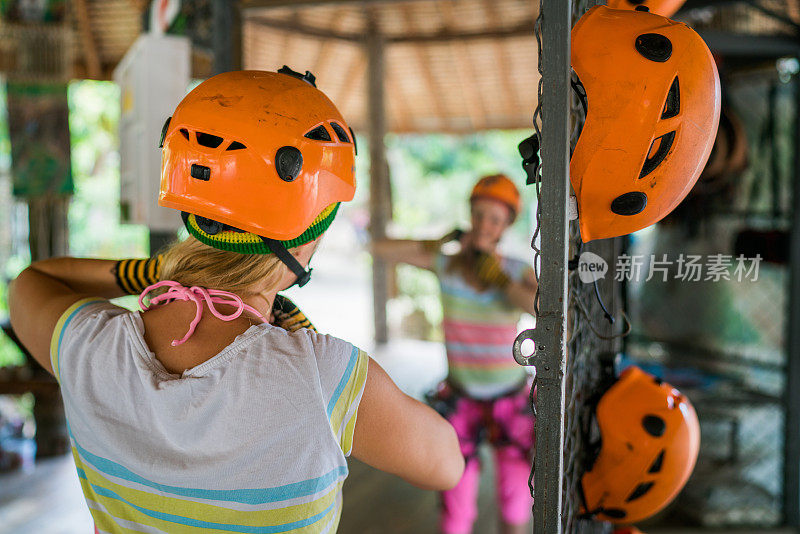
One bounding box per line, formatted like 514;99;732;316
607;0;687;17
582;366;700;524
570;6;720;241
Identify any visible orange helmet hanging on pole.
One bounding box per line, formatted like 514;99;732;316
159;68;357;286
606;0;687;17
570;6;720;242
581;366;700;524
469;174;521;222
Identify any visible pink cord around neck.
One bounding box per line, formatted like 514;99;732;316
138;280;268;346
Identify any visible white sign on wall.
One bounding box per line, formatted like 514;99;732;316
114;33;190;232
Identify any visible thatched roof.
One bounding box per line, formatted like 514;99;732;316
243;0;539;133
3;0;800;133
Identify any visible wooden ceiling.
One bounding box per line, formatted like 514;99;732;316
243;0;539;133
6;0;800;133
56;0;539;133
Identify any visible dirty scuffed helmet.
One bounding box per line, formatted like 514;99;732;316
570;6;720;241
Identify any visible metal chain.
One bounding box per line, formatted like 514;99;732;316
526;0;544;504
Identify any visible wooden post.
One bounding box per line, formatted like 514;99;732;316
367;10;390;344
212;0;243;74
7;81;72;458
27;196;69;262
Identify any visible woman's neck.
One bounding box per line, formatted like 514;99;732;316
242;290;277;323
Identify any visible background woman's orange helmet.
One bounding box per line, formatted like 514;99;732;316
159;68;356;244
582;366;700;524
469;174;521;222
607;0;687;17
570;6;720;241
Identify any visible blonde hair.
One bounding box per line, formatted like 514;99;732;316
160;236;285;295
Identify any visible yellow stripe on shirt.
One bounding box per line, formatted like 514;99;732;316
50;298;106;382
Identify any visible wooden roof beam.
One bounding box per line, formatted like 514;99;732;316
439;1;485;130
399;3;449;131
481;0;522;120
389;22;535;43
243;0;430;9
384;55;413;132
337;51;366;117
126;0;150;13
74;0;102;79
310;8;351;77
248;15;536;44
248;15;362;41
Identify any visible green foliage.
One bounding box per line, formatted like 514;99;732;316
0;281;24;367
67;81;148;258
0;80;9;174
382;130;536;338
0;81;148;366
386;130;535;244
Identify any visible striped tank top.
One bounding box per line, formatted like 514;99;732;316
51;298;368;533
435;253;532;399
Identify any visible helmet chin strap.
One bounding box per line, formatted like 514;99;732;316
180;211;313;288
261;237;312;288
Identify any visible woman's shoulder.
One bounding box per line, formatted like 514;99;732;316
253;324;356;358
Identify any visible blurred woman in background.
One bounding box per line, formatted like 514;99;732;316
374;174;537;534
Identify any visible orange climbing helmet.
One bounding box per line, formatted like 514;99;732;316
606;0;687;17
570;6;720;241
469;174;521;222
582;366;700;524
159;68;356;247
159;68;356;286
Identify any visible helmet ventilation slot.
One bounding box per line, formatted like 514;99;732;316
626;481;655;502
180;128;190;141
648;450;665;473
602;508;627;519
305;124;332;141
196;132;224;149
330;122;351;143
661;77;680;119
639;131;676;178
642;414;666;437
227;141;247;151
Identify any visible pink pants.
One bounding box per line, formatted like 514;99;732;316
440;388;535;534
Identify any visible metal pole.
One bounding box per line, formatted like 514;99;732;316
533;0;572;531
366;10;390;344
783;70;800;528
